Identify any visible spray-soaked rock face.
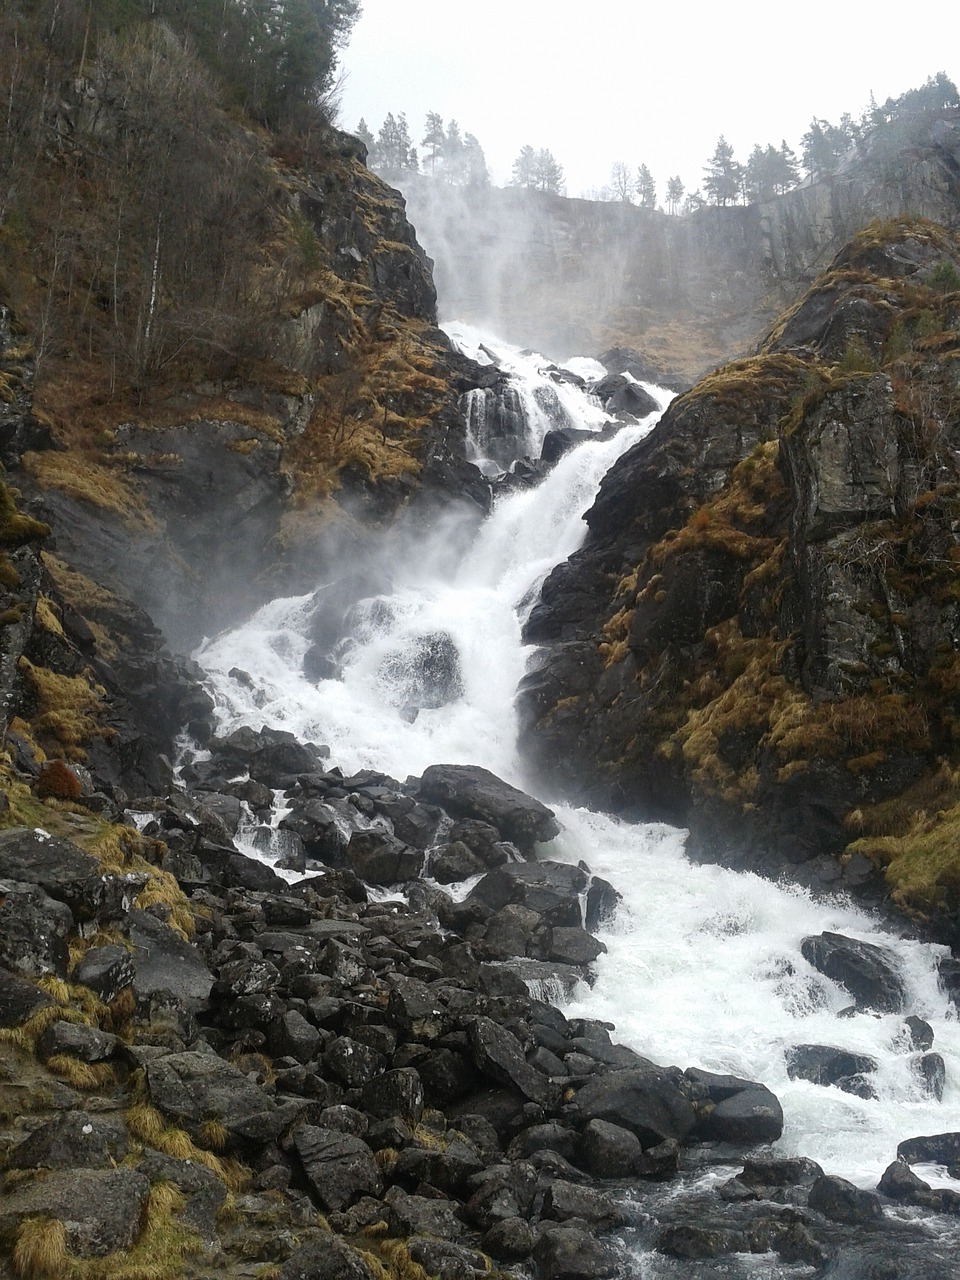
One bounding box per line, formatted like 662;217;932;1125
378;631;464;718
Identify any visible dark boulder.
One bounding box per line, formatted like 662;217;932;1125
808;1173;885;1225
0;877;72;977
7;1111;129;1172
346;829;424;884
898;1132;960;1165
0;967;54;1026
786;1044;879;1091
467;1016;562;1110
73;944;136;1005
800;932;906;1013
533;1224;620;1280
146;1050;292;1146
0;1168;150;1257
465;861;587;928
419;763;560;850
292;1125;383;1210
572;1066;695;1147
276;1232;373;1280
379;631;464;713
576;1118;642;1177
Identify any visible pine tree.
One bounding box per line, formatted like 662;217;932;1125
635;163;656;208
462;133;489;186
666;175;684;215
511;145;537;188
421;111;445;174
703;136;742;206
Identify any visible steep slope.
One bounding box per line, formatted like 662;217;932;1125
519;218;960;942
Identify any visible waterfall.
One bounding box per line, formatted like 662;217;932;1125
194;324;960;1200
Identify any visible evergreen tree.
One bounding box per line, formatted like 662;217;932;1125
421;111;445;173
511;145;537;188
376;112;418;172
666;175;684;215
703;135;742;206
777;140;800;192
635;163;656;207
533;148;564;194
462;133;489;186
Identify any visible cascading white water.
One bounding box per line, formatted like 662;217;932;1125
195;325;960;1198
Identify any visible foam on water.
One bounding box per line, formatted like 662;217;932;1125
194;324;960;1191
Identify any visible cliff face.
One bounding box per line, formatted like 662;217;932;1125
400;112;960;382
518;218;960;941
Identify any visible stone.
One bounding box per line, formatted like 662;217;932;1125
898;1132;960;1165
800;932;905;1013
419;763;560;850
276;1232;373;1280
577;1118;642;1177
467;1016;561;1110
695;1085;784;1143
466;861;587;927
573;1066;696;1147
128;909;215;1008
541;1179;625;1226
0;963;55;1024
322;1036;385;1088
904;1014;934;1051
808;1173;885;1224
292;1124;383;1210
0;877;73;977
483;1216;536;1262
533;1224;620;1280
7;1111;129;1171
919;1052;946;1100
73;944;136;1004
359;1067;424;1121
0;828;134;924
878;1158;931;1201
0;1168;150;1256
38;1020;118;1063
786;1043;879;1088
146;1049;290;1145
430;840;486;884
384;1186;464;1241
346;829;424;884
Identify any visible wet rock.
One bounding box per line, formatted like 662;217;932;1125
0;827;134;924
576;1118;642;1177
542;925;606;965
695;1084;784;1143
466;861;587;928
878;1157;931;1201
322;1035;385;1088
419;763;560;850
430;839;486;884
533;1224;620;1279
919;1052;946;1100
898;1131;960;1165
786;1044;879;1089
292;1125;383;1210
800;931;905;1013
380;630;464;712
138;1148;227;1245
573;1066;695;1147
346;829;424;884
269;1009;321;1064
279;799;349;866
808;1173;885;1224
0;1168;150;1256
656;1224;739;1259
905;1015;935;1051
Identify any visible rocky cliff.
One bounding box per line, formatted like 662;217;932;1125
400;110;960;383
519;217;960;942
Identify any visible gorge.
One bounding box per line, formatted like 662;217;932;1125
2;15;960;1279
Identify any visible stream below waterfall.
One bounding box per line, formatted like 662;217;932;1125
193;324;960;1274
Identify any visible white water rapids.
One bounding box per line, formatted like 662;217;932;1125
194;324;960;1209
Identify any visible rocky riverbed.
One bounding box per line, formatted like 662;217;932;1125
2;723;960;1279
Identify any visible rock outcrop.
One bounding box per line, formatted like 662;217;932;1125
519;218;960;939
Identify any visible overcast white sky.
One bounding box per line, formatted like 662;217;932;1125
337;0;957;200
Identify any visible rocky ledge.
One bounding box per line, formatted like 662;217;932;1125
2;717;960;1279
519;218;960;945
